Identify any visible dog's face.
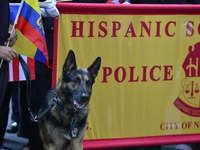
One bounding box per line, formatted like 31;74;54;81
57;50;101;111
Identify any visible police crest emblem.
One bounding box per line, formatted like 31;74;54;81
174;42;200;117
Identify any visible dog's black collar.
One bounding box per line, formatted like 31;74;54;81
53;96;69;114
37;92;70;120
36;90;77;121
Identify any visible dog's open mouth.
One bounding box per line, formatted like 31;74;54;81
73;99;85;111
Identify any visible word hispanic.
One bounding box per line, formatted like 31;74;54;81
70;21;196;37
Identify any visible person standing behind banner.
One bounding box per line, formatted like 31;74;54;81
21;0;59;150
0;0;18;150
4;0;37;140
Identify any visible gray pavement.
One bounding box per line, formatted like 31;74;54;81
4;133;28;150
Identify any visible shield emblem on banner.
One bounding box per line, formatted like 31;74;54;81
174;42;200;116
182;77;200;107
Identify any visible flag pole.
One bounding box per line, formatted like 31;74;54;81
0;0;24;69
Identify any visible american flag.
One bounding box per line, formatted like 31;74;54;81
8;55;35;82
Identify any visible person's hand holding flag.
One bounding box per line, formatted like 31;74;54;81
0;46;18;63
5;24;18;47
0;24;18;63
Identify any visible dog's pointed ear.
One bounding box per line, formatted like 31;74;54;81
63;50;77;75
87;57;101;78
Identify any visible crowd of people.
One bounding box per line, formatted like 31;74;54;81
0;0;200;150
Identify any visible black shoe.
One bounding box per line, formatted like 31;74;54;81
6;121;18;133
0;146;12;150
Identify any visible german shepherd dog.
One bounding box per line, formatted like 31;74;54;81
38;50;101;150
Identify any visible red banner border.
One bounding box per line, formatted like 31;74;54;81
56;3;200;15
83;134;200;149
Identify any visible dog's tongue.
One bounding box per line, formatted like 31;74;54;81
73;100;85;109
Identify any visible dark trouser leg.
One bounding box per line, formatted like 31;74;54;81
18;81;31;137
0;82;14;145
27;61;52;150
11;82;19;123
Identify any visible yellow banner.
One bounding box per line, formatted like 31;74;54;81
54;4;200;141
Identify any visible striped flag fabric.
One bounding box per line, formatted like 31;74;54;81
8;55;35;81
